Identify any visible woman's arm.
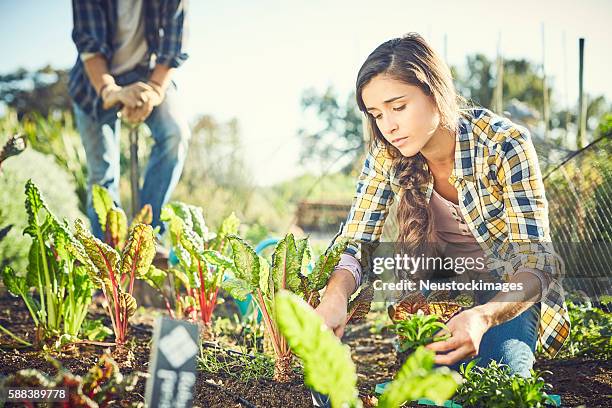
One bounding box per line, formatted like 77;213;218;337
315;143;396;336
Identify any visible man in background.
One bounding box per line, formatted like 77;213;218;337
69;0;190;263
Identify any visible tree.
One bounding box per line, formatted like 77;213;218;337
297;87;365;175
0;66;71;118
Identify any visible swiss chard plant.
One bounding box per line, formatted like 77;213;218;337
455;359;558;407
275;290;460;408
92;184;153;250
222;233;372;382
0;353;144;407
0;180;94;346
70;218;155;349
149;202;238;336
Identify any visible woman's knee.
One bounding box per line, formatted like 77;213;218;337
478;338;535;377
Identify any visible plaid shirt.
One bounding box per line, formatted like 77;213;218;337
69;0;188;118
341;108;570;357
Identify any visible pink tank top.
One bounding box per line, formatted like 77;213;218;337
430;189;487;272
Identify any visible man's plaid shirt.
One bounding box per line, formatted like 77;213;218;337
340;108;570;357
69;0;188;118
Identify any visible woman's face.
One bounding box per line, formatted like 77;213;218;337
361;74;441;157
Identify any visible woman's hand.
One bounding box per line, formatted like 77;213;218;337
425;307;491;365
314;292;349;338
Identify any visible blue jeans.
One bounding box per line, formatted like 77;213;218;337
445;302;540;378
73;73;190;240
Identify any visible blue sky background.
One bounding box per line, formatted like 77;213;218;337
1;0;611;185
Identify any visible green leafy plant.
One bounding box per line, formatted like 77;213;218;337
70;218;155;348
92;184;153;250
455;359;558;407
222;233;351;382
147;202;238;337
389;311;450;353
275;290;460;408
557;295;612;359
1;180;94;345
0;353;144;407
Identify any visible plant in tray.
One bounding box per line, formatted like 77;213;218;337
455;359;558;407
1;180;94;346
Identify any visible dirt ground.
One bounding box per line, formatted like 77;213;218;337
1;295;610;407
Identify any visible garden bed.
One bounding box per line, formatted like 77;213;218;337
1;295;610;408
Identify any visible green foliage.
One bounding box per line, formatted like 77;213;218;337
0;147;82;273
223;233;350;381
92;184;153;250
556;296;612;360
455;359;557;408
151;202;239;326
72;218;156;345
1;180;93;343
275;291;460;408
298;87;365;175
80;318;113;342
198;346;275;382
390;311;450;353
0;353;143;407
275;290;360;408
378;347;459;408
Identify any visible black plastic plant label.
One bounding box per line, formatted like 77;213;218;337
145;317;199;408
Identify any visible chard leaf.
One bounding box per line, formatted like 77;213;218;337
378;347;459;407
346;285;374;323
119;292;137;318
202;250;234;272
142;266;167;289
259;256;272;295
271;234;302;294
309;239;349;292
120;224;156;280
167;202;193;230
295;238;312;278
228;235;260;288
221;278;252;301
169;268;191;291
92;184;114;233
24;179;49;233
188;205;209;239
2;265;27;296
106;208;128;249
131;204;153;227
275;291;360;408
74;219;120;286
80;318;113;341
218;212;240;239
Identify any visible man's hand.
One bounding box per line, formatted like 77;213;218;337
120;82;165;124
425;307;491;365
101;81;153;111
314;293;349;338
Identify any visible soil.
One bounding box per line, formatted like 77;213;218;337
1;294;611;408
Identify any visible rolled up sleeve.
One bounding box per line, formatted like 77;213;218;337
155;0;189;67
71;0;111;60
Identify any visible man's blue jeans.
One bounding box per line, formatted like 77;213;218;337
73;74;190;240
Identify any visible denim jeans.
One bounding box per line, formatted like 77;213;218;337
73;72;190;240
445;301;540;378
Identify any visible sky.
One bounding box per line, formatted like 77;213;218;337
1;0;611;185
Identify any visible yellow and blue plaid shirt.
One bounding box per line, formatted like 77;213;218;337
340;108;570;357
